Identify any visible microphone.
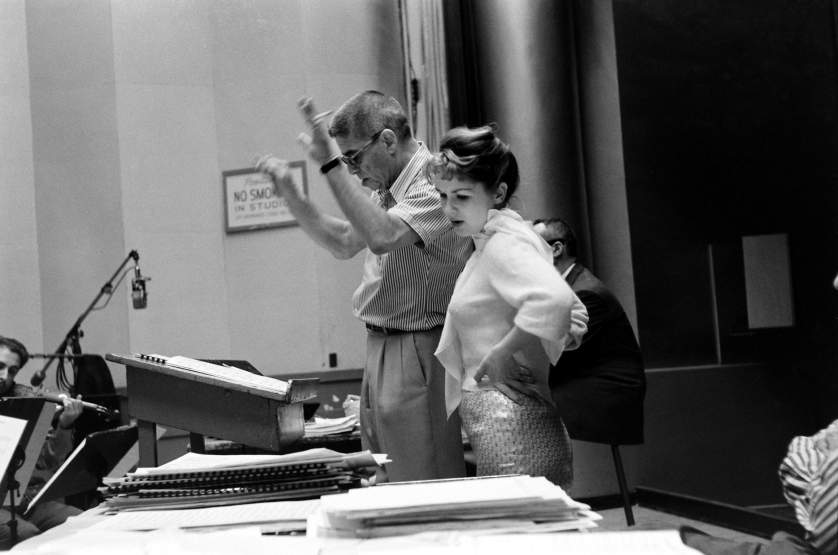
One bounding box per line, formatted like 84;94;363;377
30;366;46;387
131;264;150;309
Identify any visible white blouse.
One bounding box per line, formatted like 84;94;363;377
435;208;588;415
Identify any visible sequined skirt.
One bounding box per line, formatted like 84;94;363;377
460;388;573;489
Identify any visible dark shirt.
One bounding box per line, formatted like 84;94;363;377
549;264;646;445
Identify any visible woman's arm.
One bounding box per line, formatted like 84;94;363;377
474;326;552;404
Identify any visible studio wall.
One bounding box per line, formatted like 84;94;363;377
614;0;838;378
5;0;405;388
612;0;838;504
0;0;43;353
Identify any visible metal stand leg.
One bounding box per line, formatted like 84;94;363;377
5;446;26;547
611;444;635;526
189;432;205;454
137;419;158;467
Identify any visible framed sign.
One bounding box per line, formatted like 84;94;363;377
222;161;308;233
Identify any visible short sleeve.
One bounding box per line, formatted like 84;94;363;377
389;178;450;246
483;233;577;360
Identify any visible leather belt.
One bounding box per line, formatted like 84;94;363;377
365;323;409;335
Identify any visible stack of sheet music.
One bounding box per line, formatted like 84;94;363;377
101;448;385;512
308;474;601;538
304;414;359;437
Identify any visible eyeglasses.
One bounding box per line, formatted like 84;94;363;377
340;129;384;168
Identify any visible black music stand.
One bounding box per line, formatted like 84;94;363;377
24;424;138;517
0;398;51;547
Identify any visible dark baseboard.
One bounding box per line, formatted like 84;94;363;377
635;486;804;539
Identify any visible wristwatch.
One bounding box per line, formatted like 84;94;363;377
320;157;342;175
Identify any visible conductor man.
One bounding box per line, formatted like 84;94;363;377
257;92;472;482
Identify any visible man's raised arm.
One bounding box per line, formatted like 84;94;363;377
296;97;421;254
256;156;365;259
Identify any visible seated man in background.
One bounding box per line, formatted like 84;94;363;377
533;218;646;446
0;335;83;548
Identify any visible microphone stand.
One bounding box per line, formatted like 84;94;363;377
36;250;140;391
4;445;26;547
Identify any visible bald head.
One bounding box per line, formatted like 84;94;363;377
533;217;578;273
534;218;577;256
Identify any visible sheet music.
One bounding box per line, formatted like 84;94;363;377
322;475;583;514
0;414;28;485
133;447;350;475
304;415;358;437
2;401;51;506
90;499;321;531
340;530;702;554
143;354;288;397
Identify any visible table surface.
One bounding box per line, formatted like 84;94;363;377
13;499;767;553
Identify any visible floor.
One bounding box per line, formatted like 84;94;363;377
594;505;768;544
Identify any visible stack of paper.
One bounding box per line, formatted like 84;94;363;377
309;474;600;538
304;415;359;437
101;448;385;512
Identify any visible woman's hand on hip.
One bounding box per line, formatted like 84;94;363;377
475;348;552;405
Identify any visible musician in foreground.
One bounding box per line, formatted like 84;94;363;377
0;335;83;548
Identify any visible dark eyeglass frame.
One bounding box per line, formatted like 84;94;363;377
340;129;384;168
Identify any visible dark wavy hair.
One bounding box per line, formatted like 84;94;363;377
425;124;519;208
0;336;29;369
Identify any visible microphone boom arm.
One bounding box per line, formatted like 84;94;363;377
35;250;140;390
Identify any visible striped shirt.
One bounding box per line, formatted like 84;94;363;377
778;419;838;554
352;144;473;331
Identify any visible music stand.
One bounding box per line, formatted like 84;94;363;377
199;359;262;375
0;399;51;547
0;398;51;503
23;424;138;517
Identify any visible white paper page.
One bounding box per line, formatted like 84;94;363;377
6;400;53;506
352;529;701;555
304;415;358;436
467;530;702;554
13;527;323;555
133;447;346;475
90;499;321;531
0;414;28;482
149;355;289;397
321;475;560;514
